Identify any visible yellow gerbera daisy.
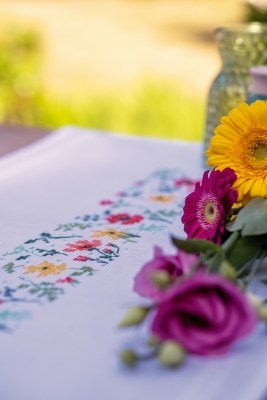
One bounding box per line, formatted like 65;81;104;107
206;100;267;204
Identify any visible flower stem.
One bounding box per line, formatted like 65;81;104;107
236;249;263;278
244;249;267;289
222;231;240;253
188;256;203;274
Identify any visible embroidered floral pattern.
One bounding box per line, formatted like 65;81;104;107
56;277;73;284
63;240;102;252
174;178;198;187
0;169;200;332
24;261;67;278
99;200;114;205
91;228;139;241
106;213;144;225
73;255;90;262
150;195;174;202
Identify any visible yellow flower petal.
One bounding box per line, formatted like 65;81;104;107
250;100;267;126
206;100;267;204
249;179;262;197
228;105;251;131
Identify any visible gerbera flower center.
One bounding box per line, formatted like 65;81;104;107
197;193;220;230
252;143;267;161
240;125;267;172
204;201;218;222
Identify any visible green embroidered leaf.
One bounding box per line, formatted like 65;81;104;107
29;288;39;295
172;237;221;254
226;197;267;236
3;262;15;274
260;279;267;286
158;210;178;217
225;235;267;269
55;223;92;232
69;278;79;286
38;287;64;302
71;266;95;276
17;284;30;289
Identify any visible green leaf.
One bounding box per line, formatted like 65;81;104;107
225;235;267;269
260;279;267;286
3;262;15;274
172;237;221;254
226;197;267;236
17;284;29;289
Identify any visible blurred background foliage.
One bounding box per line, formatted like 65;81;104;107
0;24;203;140
0;0;266;140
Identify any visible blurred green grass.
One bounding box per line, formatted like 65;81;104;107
0;26;204;141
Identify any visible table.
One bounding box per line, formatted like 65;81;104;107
0;125;267;400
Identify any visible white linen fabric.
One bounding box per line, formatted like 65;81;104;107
0;126;267;400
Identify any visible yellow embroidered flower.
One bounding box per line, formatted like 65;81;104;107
150;195;174;202
24;261;67;277
206;100;267;204
91;227;130;240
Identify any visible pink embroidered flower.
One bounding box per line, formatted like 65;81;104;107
133;246;198;301
106;213;144;225
73;255;90;261
100;200;114;205
181;168;238;244
117;192;126;197
151;273;257;356
56;277;73;283
174;178;199;187
0;299;4;305
103;248;112;253
64;239;102;252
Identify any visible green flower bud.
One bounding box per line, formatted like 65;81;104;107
158;340;186;368
150;271;171;289
258;306;267;322
246;293;267;322
247;292;262;310
120;349;138;367
146;335;160;347
118;306;149;328
220;260;237;282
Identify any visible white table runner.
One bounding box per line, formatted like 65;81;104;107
0;127;267;400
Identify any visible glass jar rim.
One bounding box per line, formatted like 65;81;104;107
215;23;267;35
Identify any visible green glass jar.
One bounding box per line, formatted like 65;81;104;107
203;23;267;164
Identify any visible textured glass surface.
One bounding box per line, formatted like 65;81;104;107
247;93;267;104
203;24;267;164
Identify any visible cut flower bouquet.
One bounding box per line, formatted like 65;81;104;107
118;100;267;368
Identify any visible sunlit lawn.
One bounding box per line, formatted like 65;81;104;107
0;25;205;142
30;83;204;141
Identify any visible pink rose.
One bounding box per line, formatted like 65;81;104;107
151;273;257;355
133;246;198;301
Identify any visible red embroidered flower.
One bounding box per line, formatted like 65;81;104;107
56;277;73;283
106;213;144;225
103;248;112;253
0;299;4;305
100;200;114;205
64;239;102;252
106;243;112;246
174;178;199;187
73;255;90;261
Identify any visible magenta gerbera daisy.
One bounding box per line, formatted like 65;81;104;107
181;168;238;244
